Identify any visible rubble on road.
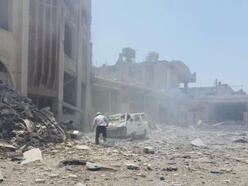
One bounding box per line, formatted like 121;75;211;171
3;123;248;185
0;84;66;147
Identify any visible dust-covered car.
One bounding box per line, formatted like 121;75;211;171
106;113;152;139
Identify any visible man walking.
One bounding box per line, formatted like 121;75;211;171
92;112;109;144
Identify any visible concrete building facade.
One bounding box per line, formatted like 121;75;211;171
0;0;92;129
0;0;29;95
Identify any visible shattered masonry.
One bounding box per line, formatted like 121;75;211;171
0;84;65;147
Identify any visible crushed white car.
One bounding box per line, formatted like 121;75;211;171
106;113;152;139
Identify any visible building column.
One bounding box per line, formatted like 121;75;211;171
15;0;30;96
57;3;64;121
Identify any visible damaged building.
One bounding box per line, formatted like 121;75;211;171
0;0;92;129
187;84;248;124
93;48;248;126
93;48;196;124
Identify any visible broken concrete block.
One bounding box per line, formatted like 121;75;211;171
190;138;205;147
21;148;43;165
143;146;155;154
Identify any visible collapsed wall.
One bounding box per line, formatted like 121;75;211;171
0;84;65;147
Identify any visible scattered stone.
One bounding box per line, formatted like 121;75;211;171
86;162;116;172
49;174;59;178
172;183;182;186
191;138;205;147
69;174;78;179
59;160;86;167
126;163;139;170
86;162;101;171
147;165;153;171
160;176;165;181
35;179;46;184
0;169;3;182
163;167;178;172
75;145;90;150
210;170;224;174
136;173;146;178
182;155;191;159
75;183;86;186
21;148;43;165
143;146;155;154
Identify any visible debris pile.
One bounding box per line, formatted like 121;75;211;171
0;84;65;147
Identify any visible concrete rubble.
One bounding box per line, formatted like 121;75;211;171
0;84;66;148
1;124;248;185
21;148;43;165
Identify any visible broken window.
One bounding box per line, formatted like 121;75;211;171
81;82;86;109
64;23;74;59
63;72;77;106
0;0;13;31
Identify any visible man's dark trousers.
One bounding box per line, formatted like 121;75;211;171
95;126;107;144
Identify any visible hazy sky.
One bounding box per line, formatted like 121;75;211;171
92;0;248;90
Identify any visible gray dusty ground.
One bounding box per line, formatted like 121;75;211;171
2;124;248;186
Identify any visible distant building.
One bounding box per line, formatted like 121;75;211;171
0;0;92;129
93;48;196;123
188;84;248;124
